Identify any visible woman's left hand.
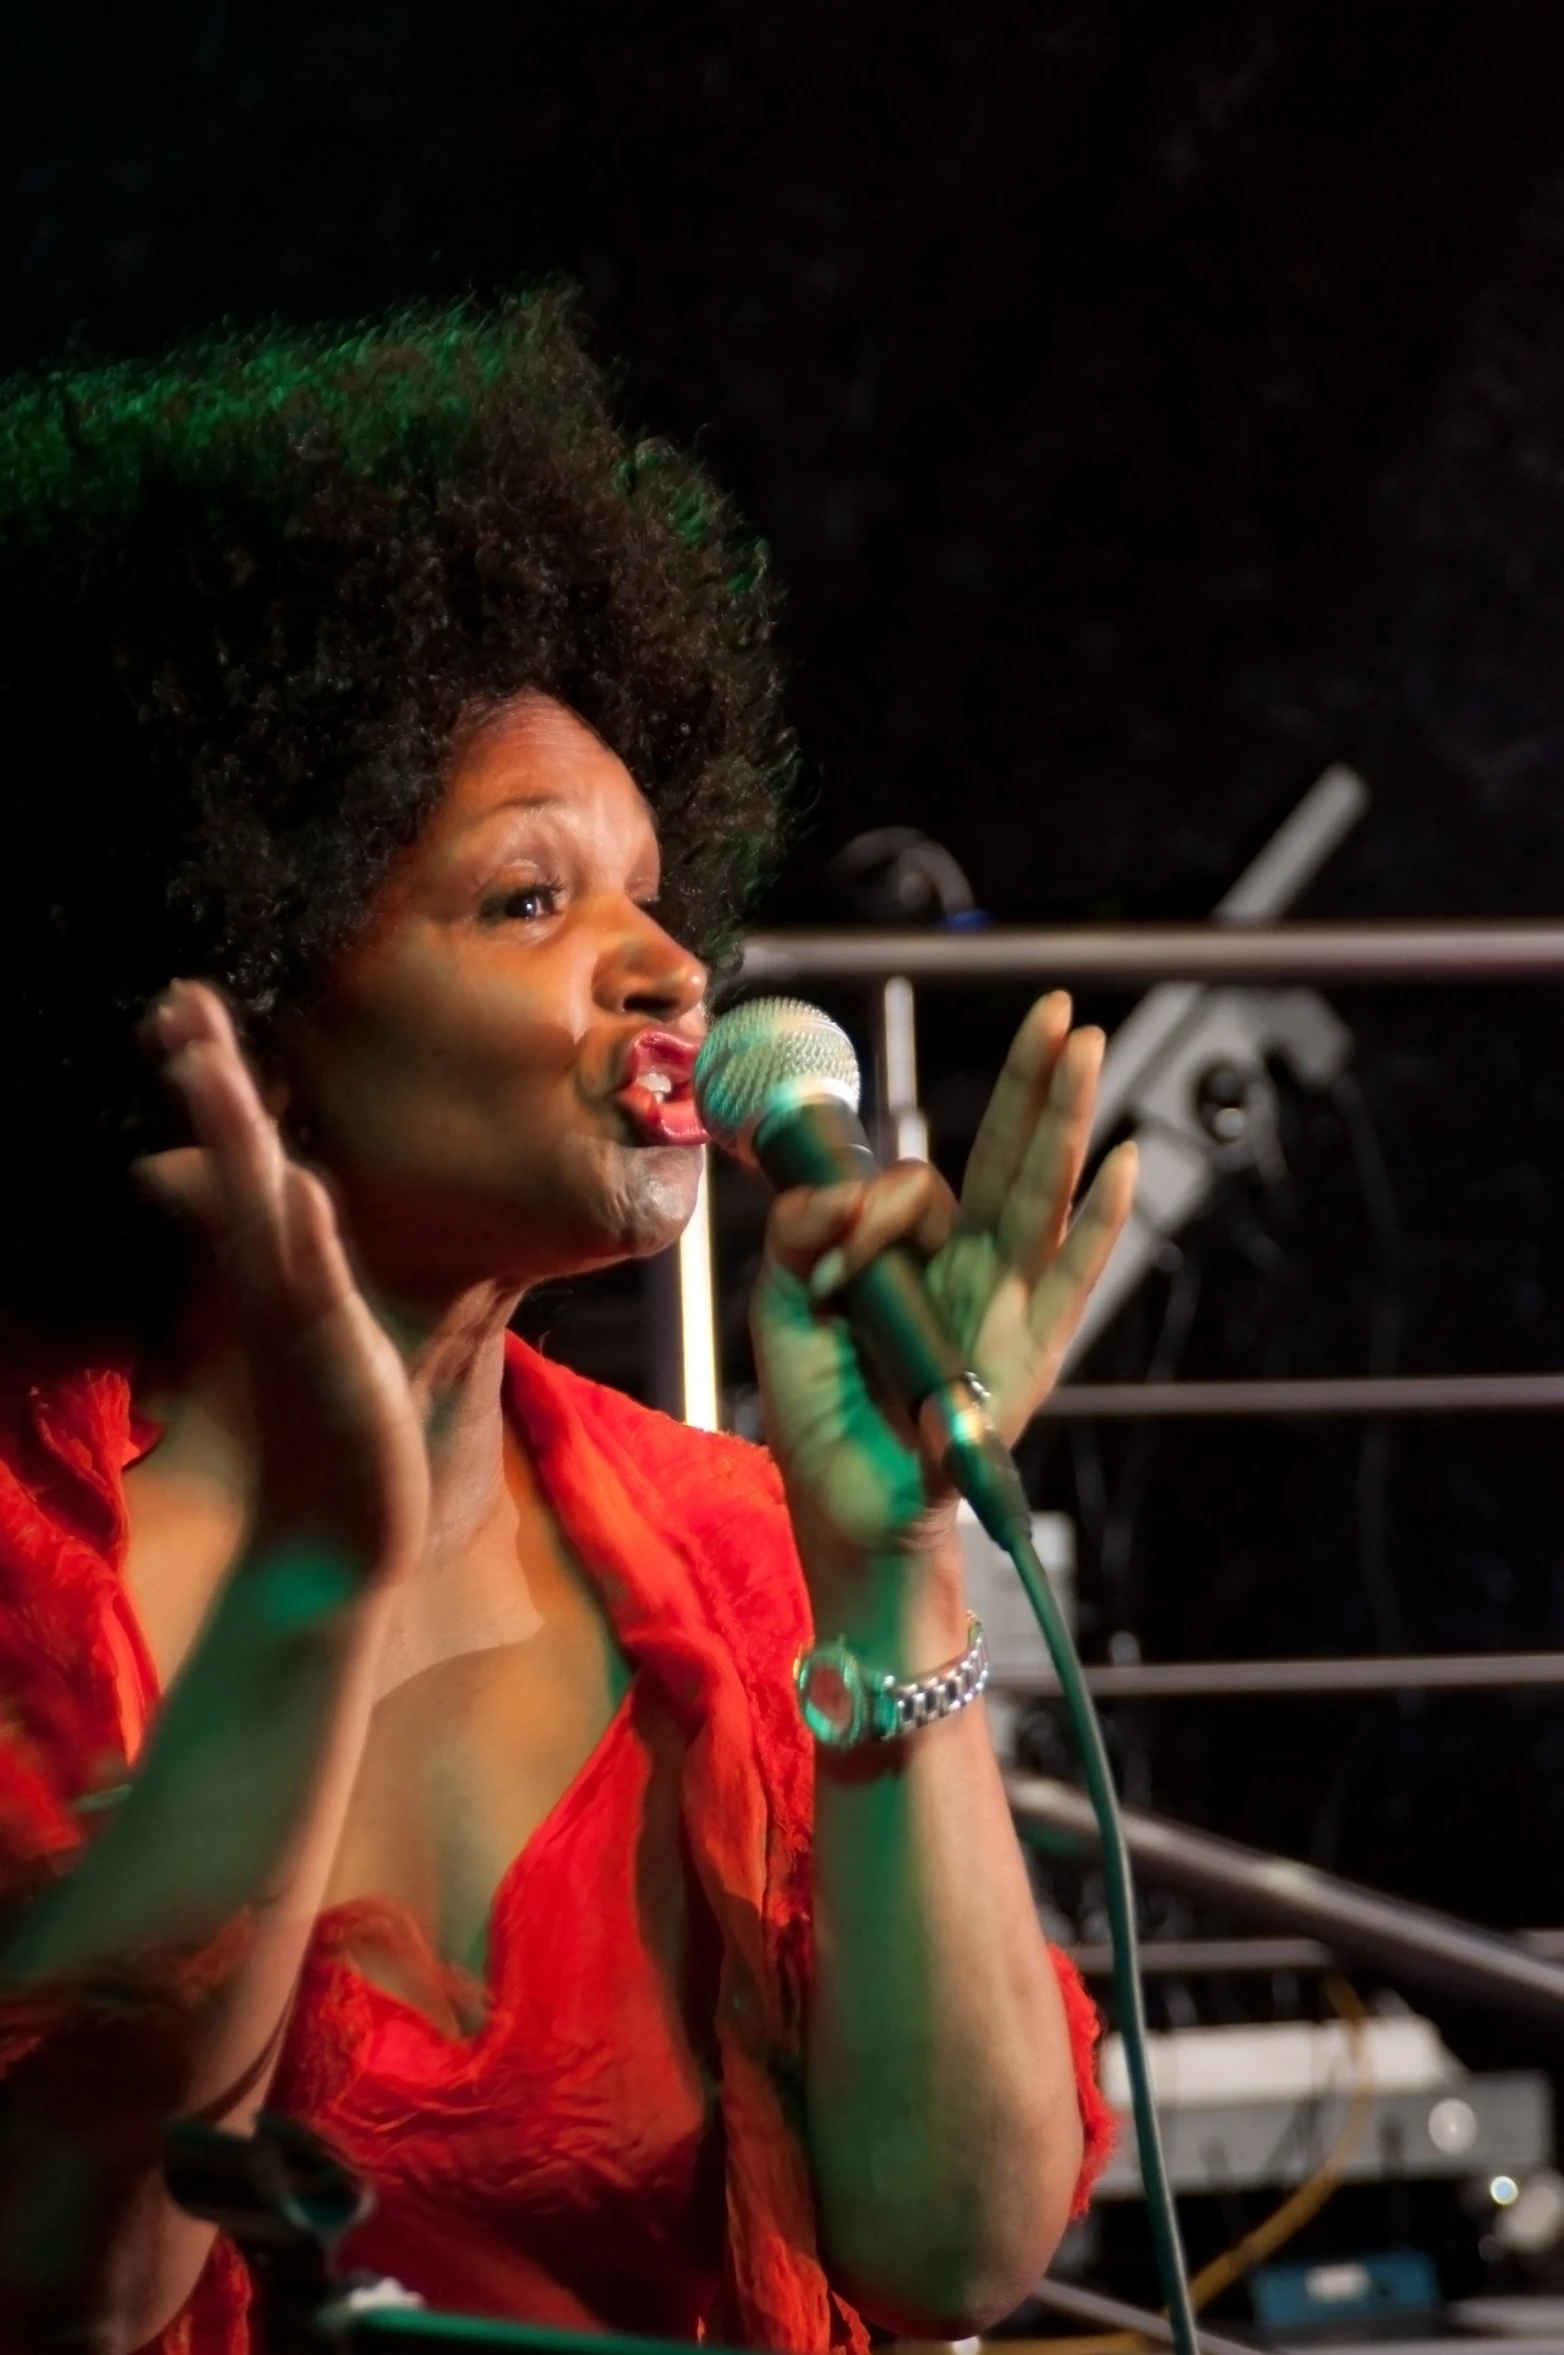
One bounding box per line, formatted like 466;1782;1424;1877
751;992;1136;1586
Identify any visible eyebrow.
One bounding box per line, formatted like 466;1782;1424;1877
463;790;658;836
450;792;573;845
475;793;569;819
454;792;661;872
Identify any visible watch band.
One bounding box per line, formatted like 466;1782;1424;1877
795;1614;990;1750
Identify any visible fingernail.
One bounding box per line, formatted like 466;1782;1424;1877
153;977;194;1030
809;1247;848;1303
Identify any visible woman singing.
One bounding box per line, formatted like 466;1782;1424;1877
0;296;1133;2352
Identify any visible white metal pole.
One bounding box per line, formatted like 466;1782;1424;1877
675;1149;721;1430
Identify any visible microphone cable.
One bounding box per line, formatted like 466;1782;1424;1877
951;1432;1197;2355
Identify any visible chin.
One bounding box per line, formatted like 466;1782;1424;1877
597;1143;704;1261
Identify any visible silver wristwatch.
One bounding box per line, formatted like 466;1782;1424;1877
794;1615;990;1750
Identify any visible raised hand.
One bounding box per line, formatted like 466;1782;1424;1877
751;992;1135;1571
136;980;429;1599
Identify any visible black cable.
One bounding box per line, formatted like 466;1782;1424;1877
1328;1069;1408;1658
1099;1251;1203;1629
1095;1252;1205;1812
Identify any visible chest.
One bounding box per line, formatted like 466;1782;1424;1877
325;1602;635;1987
121;1420;640;1992
278;1674;724;2337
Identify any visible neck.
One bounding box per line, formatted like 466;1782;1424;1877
372;1276;524;1552
145;1259;528;1558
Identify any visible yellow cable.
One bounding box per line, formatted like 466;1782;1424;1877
989;2337;1141;2352
1183;1976;1374;2311
991;2337;1142;2353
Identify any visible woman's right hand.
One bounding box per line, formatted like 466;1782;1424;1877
0;983;430;2347
136;979;429;1598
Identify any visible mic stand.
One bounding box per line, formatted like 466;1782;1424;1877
165;2111;396;2354
164;2115;712;2355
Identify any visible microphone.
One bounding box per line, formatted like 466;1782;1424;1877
693;996;1031;1547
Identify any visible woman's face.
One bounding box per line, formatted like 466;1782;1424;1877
280;693;710;1306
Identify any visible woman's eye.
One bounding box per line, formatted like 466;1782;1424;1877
483;880;562;925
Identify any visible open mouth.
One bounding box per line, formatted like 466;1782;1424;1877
613;1029;711;1147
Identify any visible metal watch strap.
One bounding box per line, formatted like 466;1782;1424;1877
886;1613;991;1735
795;1614;990;1749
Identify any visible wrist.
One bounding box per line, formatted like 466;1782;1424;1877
798;1611;990;1753
800;1521;970;1680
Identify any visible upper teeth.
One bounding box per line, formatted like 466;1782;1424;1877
642;1071;673;1098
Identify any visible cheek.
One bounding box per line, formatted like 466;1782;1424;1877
294;969;586;1188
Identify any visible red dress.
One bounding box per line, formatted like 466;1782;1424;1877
0;1337;1114;2351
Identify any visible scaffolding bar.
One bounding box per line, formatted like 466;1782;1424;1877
1042;1372;1564;1417
1007;1772;1564;2023
1027;2276;1262;2355
737;920;1564;989
1067;1930;1564;1975
995;1650;1564;1700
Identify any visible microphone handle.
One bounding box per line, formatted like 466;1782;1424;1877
753;1097;972;1413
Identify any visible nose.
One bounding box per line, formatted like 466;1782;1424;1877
601;900;708;1024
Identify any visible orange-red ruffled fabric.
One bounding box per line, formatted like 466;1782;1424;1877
1049;1944;1117;2211
0;1336;1112;2350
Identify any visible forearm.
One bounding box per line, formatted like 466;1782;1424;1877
804;1553;1083;2334
0;1544;386;2350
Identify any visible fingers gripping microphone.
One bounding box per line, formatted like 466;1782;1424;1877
694;997;1031;1548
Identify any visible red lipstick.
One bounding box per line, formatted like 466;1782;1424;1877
614;1030;710;1148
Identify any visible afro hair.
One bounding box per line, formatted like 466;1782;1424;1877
0;290;793;1342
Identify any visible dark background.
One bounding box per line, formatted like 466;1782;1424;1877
8;0;1564;2267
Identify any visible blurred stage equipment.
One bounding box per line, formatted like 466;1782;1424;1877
826;823;978;926
827;824;980;1160
1055;763;1367;1368
1016;1772;1559;2328
1085;2008;1549;2206
776;768;1372;1364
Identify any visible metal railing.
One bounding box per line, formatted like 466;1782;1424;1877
994;1651;1564;1701
733;918;1564;989
1009;1772;1564;2024
665;913;1564;1705
1042;1371;1564;1416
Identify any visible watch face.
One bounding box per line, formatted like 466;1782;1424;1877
796;1641;866;1747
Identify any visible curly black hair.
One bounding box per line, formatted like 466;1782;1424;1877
0;291;792;1343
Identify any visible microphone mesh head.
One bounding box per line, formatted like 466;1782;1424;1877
694;997;862;1157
